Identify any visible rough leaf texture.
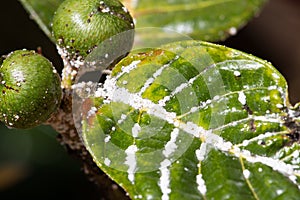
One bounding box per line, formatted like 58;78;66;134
81;41;300;200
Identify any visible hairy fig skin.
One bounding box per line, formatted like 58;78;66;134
52;0;134;60
0;50;62;129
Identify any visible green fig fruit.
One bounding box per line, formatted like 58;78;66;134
52;0;134;61
0;50;62;129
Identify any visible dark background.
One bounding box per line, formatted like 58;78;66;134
0;0;300;199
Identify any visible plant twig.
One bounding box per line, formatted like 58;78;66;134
47;89;130;200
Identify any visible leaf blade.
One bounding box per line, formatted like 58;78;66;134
81;40;300;199
19;0;64;42
122;0;267;41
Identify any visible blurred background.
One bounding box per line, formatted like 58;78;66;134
0;0;299;199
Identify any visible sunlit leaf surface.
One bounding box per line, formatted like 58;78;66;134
81;40;300;200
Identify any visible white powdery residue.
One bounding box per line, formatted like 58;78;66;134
243;85;250;90
243;169;251;179
163;128;179;158
276;189;284;195
158;96;170;107
238;91;246;105
118;114;128;124
190;107;199;113
272;73;280;80
11;69;25;82
117;60;141;79
233;70;241;77
100;81;178;127
202;131;233;152
132;123;141;138
292;150;300;158
258;168;263;172
125;145;138;184
146;195;154;200
104;158;111;166
87;107;97;118
122;6;128;13
239;132;274;147
276;104;283;109
213;95;220;101
242;140;249;147
147;104;177;125
196;143;208;161
139;77;154;94
228;27;237;35
261;96;270;102
184;99;214;116
159;159;172;200
220;61;263;71
288;109;300;118
101;7;110;13
98;77;209;138
231;148;300;184
134;195;143;199
289;175;297;184
95;77;116;99
172;83;189;96
69;56;84;69
196;174;207;195
268;85;277;90
178;121;205;138
253;116;281;123
205;99;212;105
139;63;170;95
104;135;111;143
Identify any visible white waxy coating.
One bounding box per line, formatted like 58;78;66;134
132;123;141;138
228;27;237;35
104;158;111;166
163;128;180;158
159;159;172;200
243;169;251;179
196;174;207;195
238;91;246;105
234;70;241;77
11;69;25;83
125;145;138;184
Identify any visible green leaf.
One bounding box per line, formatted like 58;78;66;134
80;40;300;199
20;0;267;44
19;0;64;42
122;0;267;41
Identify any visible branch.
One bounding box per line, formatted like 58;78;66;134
47;89;130;200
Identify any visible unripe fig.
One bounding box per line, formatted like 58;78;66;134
0;50;62;129
52;0;134;61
